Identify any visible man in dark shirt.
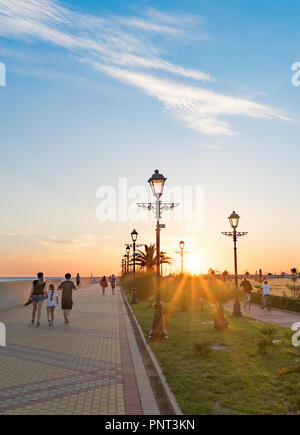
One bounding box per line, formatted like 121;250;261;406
240;277;253;309
240;277;253;293
58;273;77;324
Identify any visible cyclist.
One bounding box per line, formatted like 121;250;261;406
261;280;271;309
240;277;253;309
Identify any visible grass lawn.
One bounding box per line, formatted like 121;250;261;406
125;293;300;415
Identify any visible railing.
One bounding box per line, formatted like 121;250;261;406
0;277;99;310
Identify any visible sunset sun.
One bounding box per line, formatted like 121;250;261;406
185;255;201;275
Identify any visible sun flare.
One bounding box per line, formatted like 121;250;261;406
184;255;201;275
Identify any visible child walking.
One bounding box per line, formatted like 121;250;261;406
46;284;59;326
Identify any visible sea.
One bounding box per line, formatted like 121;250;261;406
0;277;63;283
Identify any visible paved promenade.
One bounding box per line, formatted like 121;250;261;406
0;285;160;415
225;301;300;328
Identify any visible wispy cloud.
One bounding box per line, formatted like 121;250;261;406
0;231;26;237
202;144;223;151
0;0;211;80
0;231;17;237
0;0;290;136
90;63;289;135
36;234;114;252
0;230;113;252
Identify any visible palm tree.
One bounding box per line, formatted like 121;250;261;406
134;243;156;272
133;244;173;273
160;251;173;275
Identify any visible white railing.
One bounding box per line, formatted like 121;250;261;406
0;277;98;310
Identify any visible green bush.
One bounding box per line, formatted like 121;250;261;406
260;325;279;343
120;272;155;301
256;338;271;355
193;340;212;357
251;292;300;313
256;325;279;355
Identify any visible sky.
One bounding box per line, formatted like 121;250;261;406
0;0;300;276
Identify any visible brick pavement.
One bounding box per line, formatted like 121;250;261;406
0;284;160;415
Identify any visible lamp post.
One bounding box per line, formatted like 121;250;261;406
125;233;144;304
179;240;185;275
126;245;130;273
138;169;179;340
222;211;248;317
123;255;127;273
121;258;125;275
291;268;297;298
131;229;138;304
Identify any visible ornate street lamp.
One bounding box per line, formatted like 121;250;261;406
131;229;138;304
291;268;298;298
121;258;125;275
228;210;240;229
148;169;167;199
123;254;128;274
222;211;248;317
179;240;185;275
126;245;130;273
125;234;144;302
138;169;179;340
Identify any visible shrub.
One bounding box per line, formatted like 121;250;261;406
120;272;155;301
256;325;279;354
260;325;279;343
200;279;235;330
251;292;300;313
193;340;212;357
256;338;271;355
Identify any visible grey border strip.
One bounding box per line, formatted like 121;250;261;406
121;290;182;415
120;293;160;415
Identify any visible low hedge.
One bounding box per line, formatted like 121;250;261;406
120;272;155;301
251;292;300;313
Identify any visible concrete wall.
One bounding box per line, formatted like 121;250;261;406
0;277;98;311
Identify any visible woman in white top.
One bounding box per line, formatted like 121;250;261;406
45;284;59;326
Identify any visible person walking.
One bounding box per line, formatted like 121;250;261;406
27;272;46;326
100;276;108;295
76;273;81;287
45;284;59;326
58;273;77;324
111;274;116;295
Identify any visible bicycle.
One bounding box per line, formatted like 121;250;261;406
243;292;251;310
260;294;272;311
